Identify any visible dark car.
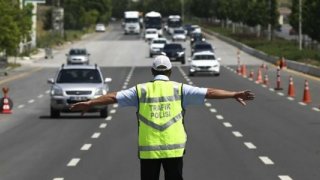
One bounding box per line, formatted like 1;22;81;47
191;42;214;55
190;32;205;46
162;43;185;64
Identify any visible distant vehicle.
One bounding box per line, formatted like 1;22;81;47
47;64;112;118
161;43;185;64
145;11;163;36
149;38;168;57
95;23;106;32
183;24;193;36
190;32;205;46
191;42;214;55
66;48;90;65
172;28;186;41
124;11;141;34
167;15;182;35
191;25;201;33
188;51;221;76
144;28;159;42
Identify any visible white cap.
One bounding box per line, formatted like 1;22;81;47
152;55;172;71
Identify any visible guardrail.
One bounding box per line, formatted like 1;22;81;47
203;29;320;77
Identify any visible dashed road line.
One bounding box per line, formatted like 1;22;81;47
67;158;81;167
223;122;232;128
216;115;224;120
18;104;25;109
205;102;212;107
28;99;35;104
244;142;257;149
91;132;101;139
232;131;243;137
312;107;320;112
38;94;44;98
259;156;274;165
277;92;285;96
278;175;293;180
287;97;294;101
53;178;64;180
105;116;112;121
80;144;92;151
210;108;217;113
110;109;116;114
298;102;307;106
46;90;50;94
113;104;119;108
100;123;107;128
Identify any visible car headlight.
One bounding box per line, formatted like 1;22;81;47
178;52;185;57
51;86;63;96
95;88;106;96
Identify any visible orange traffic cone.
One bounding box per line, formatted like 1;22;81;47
1;87;12;114
237;64;242;75
302;80;311;104
274;66;283;90
288;76;295;97
255;68;263;83
241;64;247;77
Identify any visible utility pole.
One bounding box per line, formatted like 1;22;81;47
299;0;302;50
267;0;272;41
181;0;184;22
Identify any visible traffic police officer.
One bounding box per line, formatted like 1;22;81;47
70;55;255;180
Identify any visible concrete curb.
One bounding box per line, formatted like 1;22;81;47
203;29;320;77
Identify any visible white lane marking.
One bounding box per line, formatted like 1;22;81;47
299;102;307;106
18;104;25;109
28;99;35;104
100;123;107;128
110;109;116;114
223;122;232;127
105;116;112;121
80;144;92;151
91;132;101;139
216;115;224;120
124;82;128;86
205;102;211;107
113;104;118;108
244;142;257;149
232;131;243;137
259;156;274;165
210;108;217;113
67;158;81;167
45;90;50;94
278;175;293;180
277;92;285;96
53;178;64;180
287;97;294;101
38;94;43;98
122;85;127;89
269;88;275;92
312;107;320;112
261;85;267;88
188;82;193;85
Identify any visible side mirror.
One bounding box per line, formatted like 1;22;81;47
104;77;112;83
188;58;192;62
47;78;54;84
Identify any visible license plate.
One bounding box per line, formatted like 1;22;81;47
70;96;87;101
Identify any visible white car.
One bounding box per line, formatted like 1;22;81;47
149;38;168;57
189;51;221;76
145;28;159;42
172;29;186;41
95;23;106;32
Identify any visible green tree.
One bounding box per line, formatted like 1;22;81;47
289;0;299;31
303;0;320;42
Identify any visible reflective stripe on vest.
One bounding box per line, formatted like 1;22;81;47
137;81;186;159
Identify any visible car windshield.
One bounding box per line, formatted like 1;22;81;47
195;44;212;50
147;31;156;34
164;44;182;50
153;40;166;44
174;30;185;34
56;69;102;83
193;55;216;60
69;49;87;55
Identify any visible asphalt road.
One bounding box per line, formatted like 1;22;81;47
0;23;319;180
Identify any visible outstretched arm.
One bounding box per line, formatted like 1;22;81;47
205;88;255;106
69;92;118;112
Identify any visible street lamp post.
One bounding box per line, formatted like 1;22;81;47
299;0;302;50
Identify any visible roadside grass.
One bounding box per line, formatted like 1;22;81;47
200;22;320;67
37;30;86;48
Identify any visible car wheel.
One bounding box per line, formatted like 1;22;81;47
50;107;60;118
149;53;153;58
214;73;220;76
181;57;186;64
189;72;194;76
100;107;108;118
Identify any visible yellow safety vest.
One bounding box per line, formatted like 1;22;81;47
136;80;186;159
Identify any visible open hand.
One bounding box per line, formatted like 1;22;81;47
234;90;255;106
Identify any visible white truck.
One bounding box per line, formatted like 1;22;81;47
167;15;182;35
124;11;141;34
144;11;163;37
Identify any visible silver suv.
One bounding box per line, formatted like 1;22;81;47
66;48;90;65
48;64;112;118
